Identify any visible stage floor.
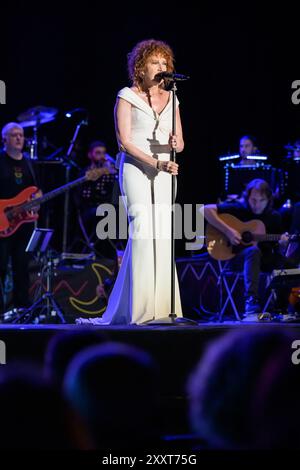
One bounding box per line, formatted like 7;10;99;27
1;321;299;383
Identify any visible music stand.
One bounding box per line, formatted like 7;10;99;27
13;228;66;324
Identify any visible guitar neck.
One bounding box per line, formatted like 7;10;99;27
21;175;88;211
253;234;282;242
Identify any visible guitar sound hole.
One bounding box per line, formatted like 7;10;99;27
242;231;253;243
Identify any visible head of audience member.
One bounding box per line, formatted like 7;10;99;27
44;330;108;387
1;122;25;158
0;361;90;449
239;135;258;160
63;341;160;449
188;328;300;449
242;178;273;214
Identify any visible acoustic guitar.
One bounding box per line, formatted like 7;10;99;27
0;167;108;238
206;213;298;261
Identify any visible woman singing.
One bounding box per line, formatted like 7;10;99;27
77;39;184;325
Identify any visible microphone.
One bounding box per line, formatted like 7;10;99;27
154;72;190;82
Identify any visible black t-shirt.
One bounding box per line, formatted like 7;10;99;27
0;151;36;199
216;200;283;258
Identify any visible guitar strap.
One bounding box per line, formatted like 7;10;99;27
24;157;39;187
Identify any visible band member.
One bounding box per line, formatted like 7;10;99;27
238;135;259;165
86;140;116;171
0;122;41;313
204;179;296;319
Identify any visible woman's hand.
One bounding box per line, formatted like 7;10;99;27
157;160;178;175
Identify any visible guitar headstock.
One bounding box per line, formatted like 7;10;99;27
85;167;110;181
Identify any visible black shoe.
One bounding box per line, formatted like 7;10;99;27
245;296;261;315
257;311;273;322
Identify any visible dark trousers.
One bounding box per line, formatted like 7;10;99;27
0;224;34;312
230;245;297;310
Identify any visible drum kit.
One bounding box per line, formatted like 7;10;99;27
219;144;300;203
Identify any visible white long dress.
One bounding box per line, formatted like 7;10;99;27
94;87;182;325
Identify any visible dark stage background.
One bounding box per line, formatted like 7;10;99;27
1;5;300;255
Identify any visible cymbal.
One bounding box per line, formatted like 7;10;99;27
17;105;58;127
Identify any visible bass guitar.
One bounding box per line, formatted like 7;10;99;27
0;167;108;238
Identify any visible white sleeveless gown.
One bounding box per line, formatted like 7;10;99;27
92;87;182;324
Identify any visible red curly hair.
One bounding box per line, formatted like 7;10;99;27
127;39;175;87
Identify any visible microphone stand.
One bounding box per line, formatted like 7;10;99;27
170;79;178;321
144;79;197;326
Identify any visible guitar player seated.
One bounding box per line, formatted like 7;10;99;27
204;178;297;320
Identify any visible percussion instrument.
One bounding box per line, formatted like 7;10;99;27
17;106;58;160
17;106;58;127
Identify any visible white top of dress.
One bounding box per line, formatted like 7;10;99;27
117;87;179;157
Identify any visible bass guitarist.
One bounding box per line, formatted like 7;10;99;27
204;178;296;319
0;122;42;313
